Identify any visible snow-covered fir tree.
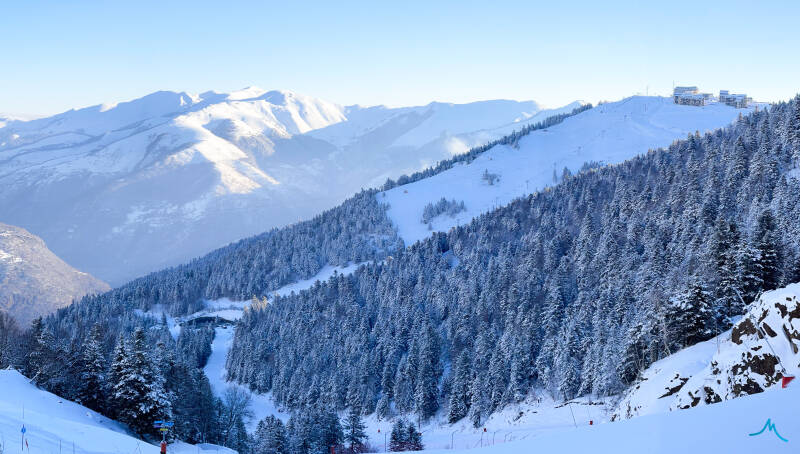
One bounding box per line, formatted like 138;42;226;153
343;406;368;453
110;328;172;436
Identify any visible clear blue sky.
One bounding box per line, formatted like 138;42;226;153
2;0;798;116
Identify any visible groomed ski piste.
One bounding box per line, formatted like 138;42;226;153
381;95;761;246
432;384;798;453
0;369;235;454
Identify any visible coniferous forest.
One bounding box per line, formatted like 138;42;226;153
227;98;800;426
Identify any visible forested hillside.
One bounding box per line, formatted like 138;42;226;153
63;190;400;317
226;97;800;427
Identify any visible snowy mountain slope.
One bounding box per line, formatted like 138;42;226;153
381;96;758;245
430;384;798;454
0;369;236;454
0;222;109;325
0;89;570;285
0;369;155;453
615;283;800;420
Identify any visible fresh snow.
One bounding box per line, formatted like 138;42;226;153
613;332;727;420
0;369;157;453
0;369;235;453
382;96;760;245
362;395;613;452
203;325;290;431
429;384;798;453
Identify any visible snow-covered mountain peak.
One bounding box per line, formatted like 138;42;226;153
226;85;270;100
0;89;589;285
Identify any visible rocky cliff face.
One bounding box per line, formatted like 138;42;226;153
0;222;109;326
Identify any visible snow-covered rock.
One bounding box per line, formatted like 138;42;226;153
0;89;573;285
614;283;800;420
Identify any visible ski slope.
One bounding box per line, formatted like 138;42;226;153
429;384;798;453
0;369;154;454
362;394;613;452
0;369;236;454
382;96;759;245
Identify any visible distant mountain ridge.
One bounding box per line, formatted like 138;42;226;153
0;87;573;285
0;221;109;325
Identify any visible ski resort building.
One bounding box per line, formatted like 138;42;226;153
673;86;750;108
673;86;698;96
719;90;750;108
673;86;712;106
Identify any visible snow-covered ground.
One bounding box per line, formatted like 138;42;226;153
0;368;155;453
362;395;612;452
382;96;761;245
203;325;289;431
0;370;236;454
613;332;726;420
433;384;798;453
0;369;235;454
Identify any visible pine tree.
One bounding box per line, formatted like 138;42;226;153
447;352;471;423
467;375;489;428
111;328;172;436
682;281;714;346
78;324;107;412
253;415;288;454
29;326;59;389
789;94;800;163
712;219;743;326
389;419;407;452
406;422;424;451
413;322;439;420
23;317;44;378
754;209;780;292
376;393;391;420
343;406;367;453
